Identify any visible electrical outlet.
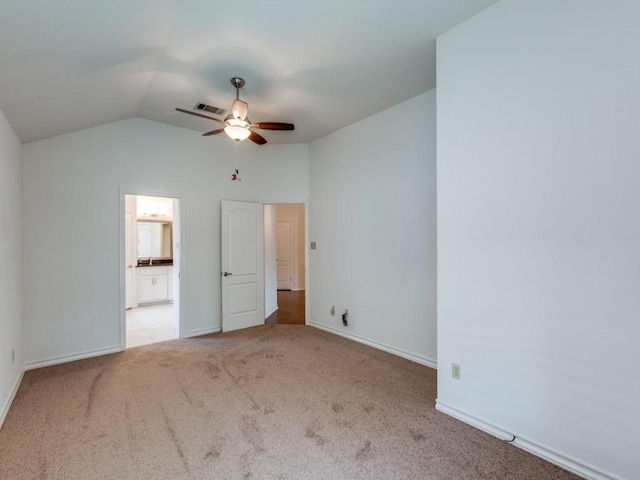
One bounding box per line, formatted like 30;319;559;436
12;348;15;364
330;305;335;316
451;363;461;380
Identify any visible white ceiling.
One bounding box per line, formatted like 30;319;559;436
0;0;497;145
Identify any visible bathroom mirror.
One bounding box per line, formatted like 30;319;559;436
137;221;172;259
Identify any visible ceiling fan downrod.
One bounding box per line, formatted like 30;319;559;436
230;77;245;97
229;77;248;121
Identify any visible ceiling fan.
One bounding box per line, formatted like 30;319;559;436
176;77;294;145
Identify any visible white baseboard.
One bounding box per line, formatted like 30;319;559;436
265;305;278;318
184;326;222;338
1;369;24;430
25;345;123;371
435;400;624;480
308;320;437;369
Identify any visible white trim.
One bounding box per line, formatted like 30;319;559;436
309;320;437;369
119;188;185;350
435;400;516;441
1;369;24;429
136;299;172;307
435;400;624;480
24;345;123;371
119;190;127;350
265;305;278;318
304;203;309;327
183;326;222;338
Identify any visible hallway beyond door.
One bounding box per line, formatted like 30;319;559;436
265;291;305;324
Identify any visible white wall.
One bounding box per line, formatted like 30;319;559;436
22;118;308;367
0;107;23;426
308;90;437;367
264;204;278;317
276;204;305;290
437;1;640;479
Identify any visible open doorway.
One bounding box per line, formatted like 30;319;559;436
264;204;305;325
124;194;181;348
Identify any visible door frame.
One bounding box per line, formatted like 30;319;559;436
118;188;185;350
125;212;135;309
263;202;308;324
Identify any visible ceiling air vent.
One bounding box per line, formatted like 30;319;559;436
194;103;226;116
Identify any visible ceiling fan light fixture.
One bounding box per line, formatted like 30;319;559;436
224;120;251;141
231;99;248;120
224;125;251;141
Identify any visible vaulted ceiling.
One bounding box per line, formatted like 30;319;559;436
0;0;497;144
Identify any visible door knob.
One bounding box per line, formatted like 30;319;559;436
223;272;232;276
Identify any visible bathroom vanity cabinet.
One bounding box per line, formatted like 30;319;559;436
137;266;173;304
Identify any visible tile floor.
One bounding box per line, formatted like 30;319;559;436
126;303;179;348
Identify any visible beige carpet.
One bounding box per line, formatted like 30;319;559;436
0;325;579;479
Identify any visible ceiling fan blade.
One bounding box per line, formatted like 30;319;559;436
252;122;295;131
248;130;267;145
176;108;224;124
202;128;225;136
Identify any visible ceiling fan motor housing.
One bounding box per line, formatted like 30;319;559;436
230;77;248;120
231;99;249;121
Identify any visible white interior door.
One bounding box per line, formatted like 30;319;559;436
221;200;265;332
276;222;292;290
